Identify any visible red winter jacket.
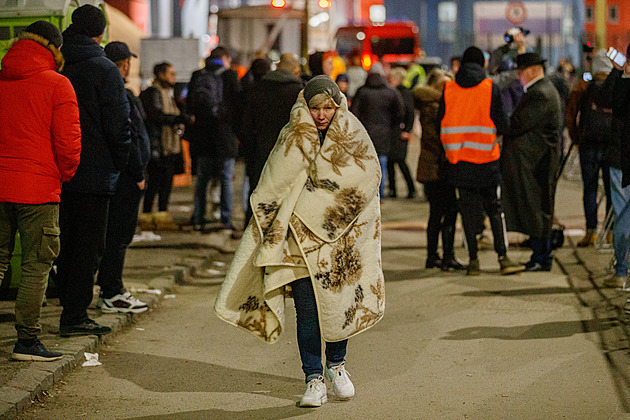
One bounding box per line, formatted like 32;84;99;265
0;34;81;204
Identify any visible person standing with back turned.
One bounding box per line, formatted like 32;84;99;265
439;46;524;276
56;5;131;337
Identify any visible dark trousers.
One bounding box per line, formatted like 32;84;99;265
96;174;143;299
56;191;110;326
292;277;347;382
424;181;458;260
143;157;175;213
579;144;611;230
387;158;416;197
530;236;552;267
458;186;507;260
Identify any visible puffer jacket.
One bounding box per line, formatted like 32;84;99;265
0;33;81;204
61;26;130;195
350;73;404;156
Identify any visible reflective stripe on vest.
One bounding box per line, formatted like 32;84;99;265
440;79;499;164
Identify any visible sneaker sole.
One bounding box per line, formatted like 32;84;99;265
11;353;63;362
59;329;112;337
101;306;149;314
300;395;327;407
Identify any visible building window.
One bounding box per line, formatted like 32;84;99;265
438;2;457;42
585;5;594;23
609;5;619;24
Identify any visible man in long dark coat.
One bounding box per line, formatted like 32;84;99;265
502;52;563;272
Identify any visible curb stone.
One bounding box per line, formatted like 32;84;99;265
0;266;193;420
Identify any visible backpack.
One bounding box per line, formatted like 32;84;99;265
578;78;613;144
188;67;227;120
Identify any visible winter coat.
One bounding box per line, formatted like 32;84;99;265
437;62;509;188
242;68;304;191
0;34;81;204
140;82;183;162
413;85;443;183
187;61;241;159
387;84;415;161
215;92;384;343
565;73;613;147
125;89;151;182
602;68;630;183
501;77;562;237
60;27;130;195
350;73;404;156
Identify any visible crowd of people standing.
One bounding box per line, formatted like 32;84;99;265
2;7;630;409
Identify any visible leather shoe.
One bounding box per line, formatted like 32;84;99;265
441;258;466;271
425;256;442;269
523;261;552;272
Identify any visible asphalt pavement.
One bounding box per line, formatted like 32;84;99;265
1;150;629;418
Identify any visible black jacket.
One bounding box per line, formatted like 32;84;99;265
187;61;241;158
61;27;130;195
388;84;415;161
140;84;182;161
242;68;304;190
437;62;509;188
601;69;630;177
350;73;404;156
125;89;151;182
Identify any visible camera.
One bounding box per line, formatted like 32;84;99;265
504;27;530;44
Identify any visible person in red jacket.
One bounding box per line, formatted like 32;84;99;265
0;21;81;361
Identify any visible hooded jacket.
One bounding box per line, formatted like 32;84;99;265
0;34;81;204
61;27;130;195
437;62;509;188
350;73;404;155
187;60;241;159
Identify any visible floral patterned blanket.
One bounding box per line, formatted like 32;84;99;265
214;92;385;343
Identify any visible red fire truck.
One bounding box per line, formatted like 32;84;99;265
335;21;421;70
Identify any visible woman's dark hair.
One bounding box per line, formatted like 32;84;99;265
153;61;172;77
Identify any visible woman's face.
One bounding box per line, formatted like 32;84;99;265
323;56;334;76
309;102;336;130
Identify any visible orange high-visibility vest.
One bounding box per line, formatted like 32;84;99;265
440;79;499;164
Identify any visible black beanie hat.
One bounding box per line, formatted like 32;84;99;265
304;75;342;106
462;46;486;67
25;21;63;48
71;5;106;37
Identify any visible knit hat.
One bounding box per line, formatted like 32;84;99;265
71;5;106;37
25;21;62;48
368;62;385;75
335;73;349;83
461;46;485;67
591;49;613;75
304;75;342;106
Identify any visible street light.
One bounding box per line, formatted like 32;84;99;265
271;0;286;8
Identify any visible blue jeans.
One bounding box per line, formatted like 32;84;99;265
579;144;611;230
193;156;235;227
610;168;630;277
292;277;347;382
378;155;388;199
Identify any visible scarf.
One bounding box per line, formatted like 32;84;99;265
215;92;385;343
153;80;181;156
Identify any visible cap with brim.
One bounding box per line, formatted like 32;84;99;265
104;41;137;63
516;52;547;69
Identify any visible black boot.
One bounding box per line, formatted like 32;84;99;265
425;255;442;269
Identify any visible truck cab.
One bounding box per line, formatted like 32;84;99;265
335;21;421;70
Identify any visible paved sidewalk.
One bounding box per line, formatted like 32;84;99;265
0;185;237;420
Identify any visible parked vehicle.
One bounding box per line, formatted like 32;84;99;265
335;21;421;70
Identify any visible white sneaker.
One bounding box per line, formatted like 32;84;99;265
101;291;149;314
299;376;327;407
324;362;355;399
